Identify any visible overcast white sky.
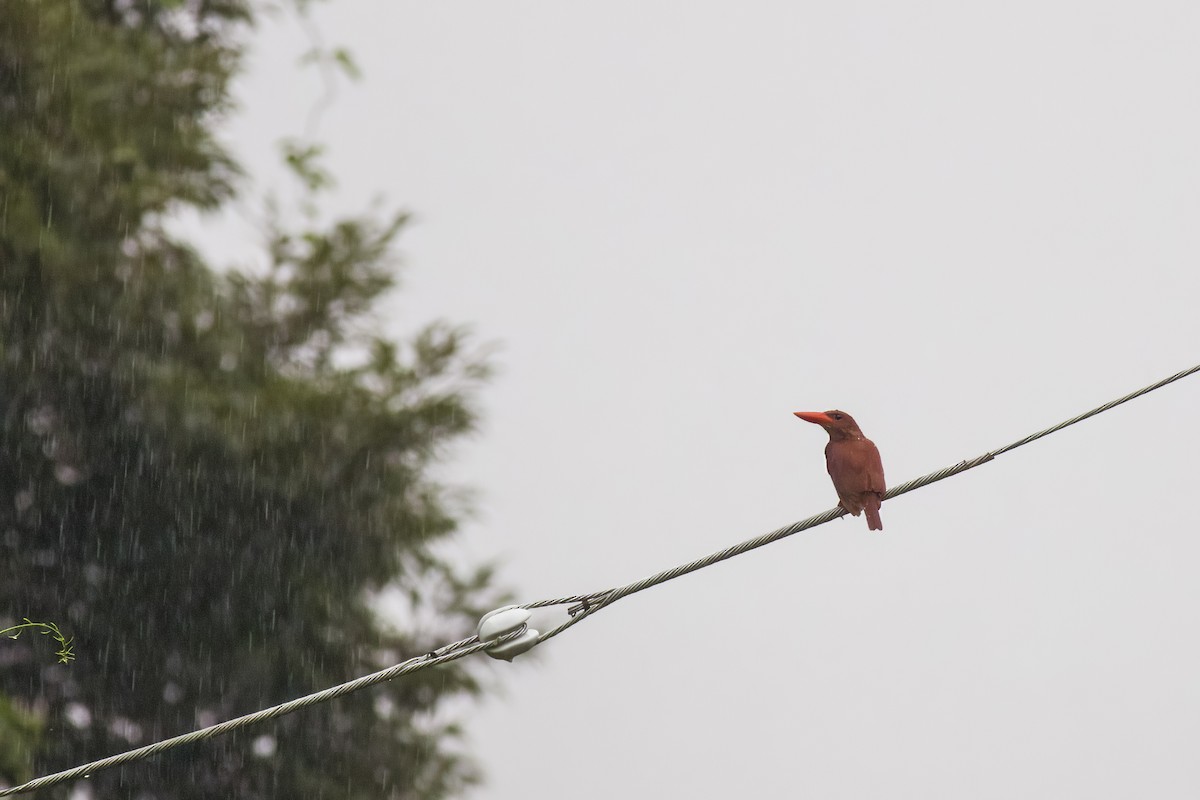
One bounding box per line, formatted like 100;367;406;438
179;2;1200;797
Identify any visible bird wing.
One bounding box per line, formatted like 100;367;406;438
862;438;886;494
825;439;886;495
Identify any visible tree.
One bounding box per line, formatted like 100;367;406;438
0;0;498;796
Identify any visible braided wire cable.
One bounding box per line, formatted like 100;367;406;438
532;361;1200;640
0;636;492;797
3;361;1197;797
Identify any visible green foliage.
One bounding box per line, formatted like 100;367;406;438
0;696;42;788
2;620;75;664
281;139;335;192
0;0;499;797
300;45;362;82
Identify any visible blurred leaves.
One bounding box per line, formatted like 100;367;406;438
300;45;362;81
0;0;499;797
0;696;42;787
281;139;335;192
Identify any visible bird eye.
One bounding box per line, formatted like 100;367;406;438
832;413;843;420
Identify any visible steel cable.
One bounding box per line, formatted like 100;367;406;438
4;361;1197;797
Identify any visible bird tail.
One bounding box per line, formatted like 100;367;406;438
864;495;883;531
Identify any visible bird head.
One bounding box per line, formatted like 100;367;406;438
793;409;865;440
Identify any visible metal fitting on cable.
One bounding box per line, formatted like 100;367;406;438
477;605;539;661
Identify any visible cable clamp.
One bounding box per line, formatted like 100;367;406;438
477;605;539;662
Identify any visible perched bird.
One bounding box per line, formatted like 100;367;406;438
794;410;886;531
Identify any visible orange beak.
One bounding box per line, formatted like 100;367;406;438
794;411;834;425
